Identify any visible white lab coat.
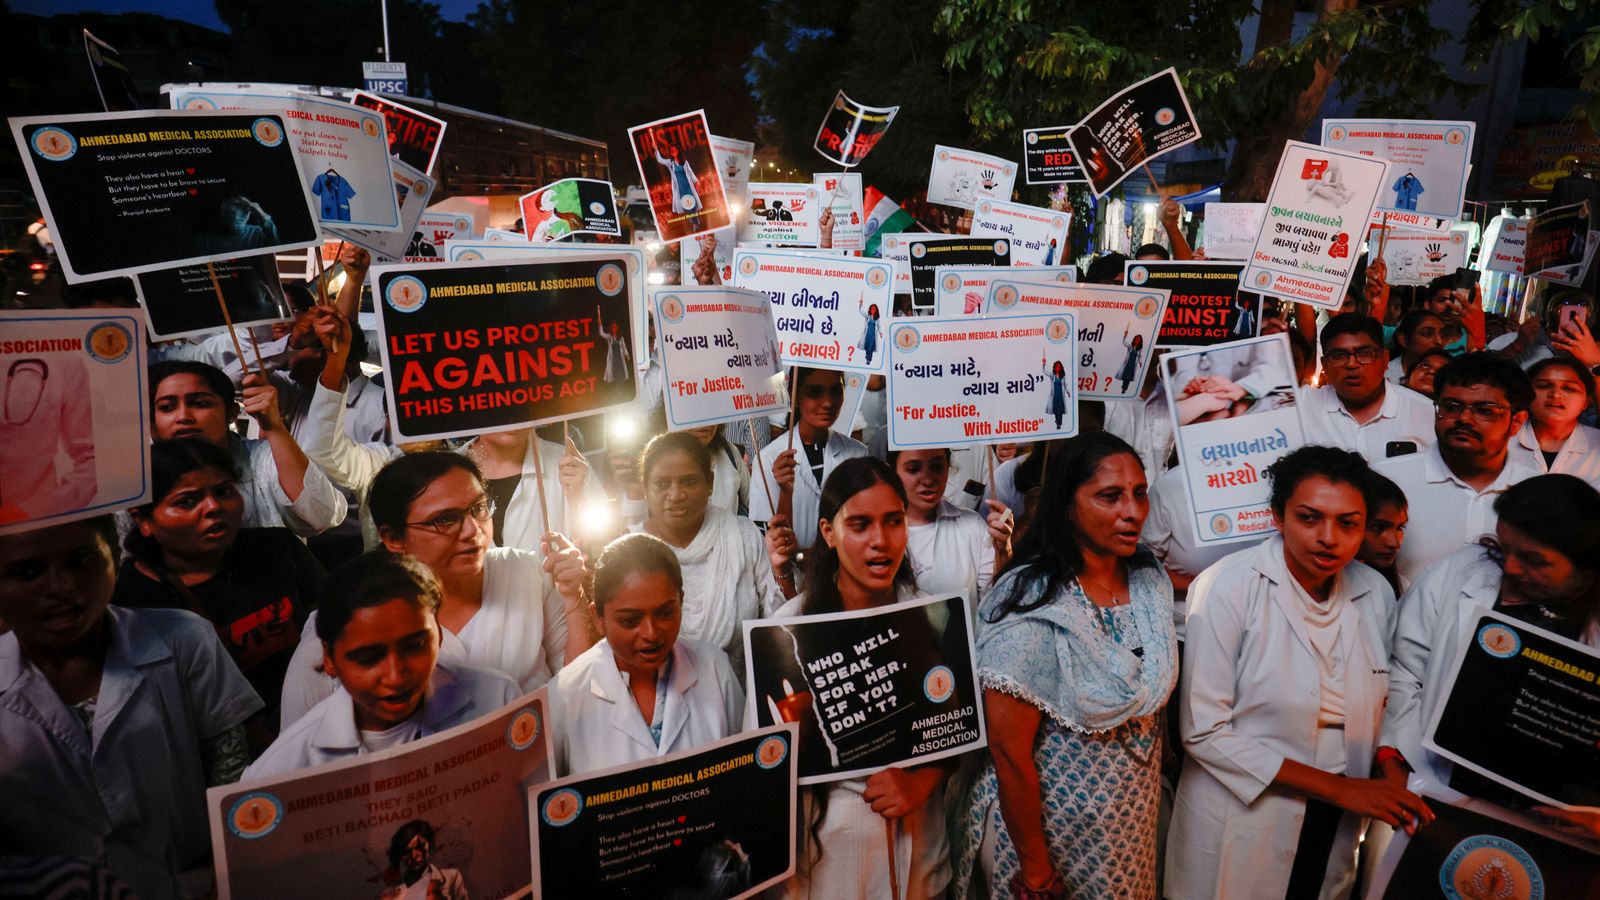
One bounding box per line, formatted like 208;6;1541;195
550;636;743;776
747;427;867;550
459;434;604;553
1507;420;1600;487
1166;537;1397;900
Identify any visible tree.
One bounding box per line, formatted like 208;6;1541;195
936;0;1600;201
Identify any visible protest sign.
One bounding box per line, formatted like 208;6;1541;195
840;370;870;433
933;265;1077;317
83;30;141;112
444;241;650;370
731;248;894;374
408;212;474;262
1068;68;1201;198
653;287;785;430
1161;334;1305;546
970;199;1070;266
1480;215;1527;274
350;90;446;176
1368;794;1600;900
1201;203;1265;261
1372;210;1454;233
12;110;320;282
371;256;638;441
1541;230;1600;287
628;110;733;242
483;228;527;242
1125;261;1258;348
1371;225;1470;285
1241;141;1391;309
519;177;621;242
989;280;1167;401
878;232;915;295
886;311;1079;448
926;145;1019;211
1022;126;1086;184
530;725;797;899
1322;119;1475;221
906;234;1011;310
169;86;401;232
209;690;551;900
329;156;435;263
1424;609;1600;808
813;172;866;252
744;182;822;246
744;593;985;783
1525;201;1591;278
813;90;899;168
711;133;754;211
680;226;736;287
0;309;149;536
134;255;292;340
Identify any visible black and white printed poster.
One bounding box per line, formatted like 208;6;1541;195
743;593;985;783
11;111;321;282
1123;260;1259;348
906;235;1011;310
83;29;142;112
813;90;900;168
1068;68;1202;198
1022;126;1087;185
371;256;639;442
1424;609;1600;808
134;255;293;340
530;725;798;899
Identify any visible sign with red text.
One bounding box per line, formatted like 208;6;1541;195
906;234;1011;311
371;257;638;441
989;279;1168;401
628;109;733;242
744;182;822;246
209;690;550;900
886;312;1079;449
1526;202;1592;278
1124;260;1257;348
329;156;435;263
813;172;865;252
813;91;899;168
1068;68;1201;198
408;212;473;262
731;248;894;374
519;178;621;242
1480;215;1527;274
933;265;1077;317
351;90;446;175
1022;126;1086;184
970;199;1070;266
1371;225;1470;285
654;287;785;430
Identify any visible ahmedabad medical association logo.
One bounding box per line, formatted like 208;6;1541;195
1026;132;1038;145
994;240;1009;256
180;96;218;110
227;792;283;839
1446;128;1467;145
658;294;686;324
385;276;428;313
361;118;381;140
1211;514;1234;536
867;267;889;288
589;201;607;216
456;250;484;261
597;263;625;296
756;734;790;769
893;326;921;352
85;321;133;364
941;273;962;294
911;244;926;259
1135;295;1161;319
738;256;759;278
1255;271;1274;288
992;285;1019;310
1045;317;1071;344
1328;126;1348;142
978;201;992;216
1476;622;1521;659
924;666;955;703
31;127;77;161
506;706;542;751
541;788;584;827
251;118;283;148
1155;108;1176;127
1128;266;1149;286
1439;835;1543;900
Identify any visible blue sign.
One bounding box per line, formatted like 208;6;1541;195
361;61;407;95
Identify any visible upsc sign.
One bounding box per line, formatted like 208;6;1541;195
362;61;408;94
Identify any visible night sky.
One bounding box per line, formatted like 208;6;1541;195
12;0;484;33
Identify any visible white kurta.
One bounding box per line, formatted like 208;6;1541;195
459;434;605;552
550;636;743;776
709;441;750;516
233;433;348;537
1297;382;1436;465
278;548;571;729
1103;385;1175;481
905;500;994;615
1506;420;1600;487
747;428;867;550
1166;537;1397;900
1140;466;1266;638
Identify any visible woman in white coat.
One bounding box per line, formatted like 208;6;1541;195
751;368;868;595
684;423;751;516
1506;358;1600;486
1167;446;1432;900
887;447;1013;613
550;533;744;776
463;425;606;552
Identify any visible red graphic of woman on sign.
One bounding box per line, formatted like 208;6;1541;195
1328;233;1350;259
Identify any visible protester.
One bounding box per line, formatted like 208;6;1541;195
1401;348;1452;397
774;457;956;900
149;359;347;536
1506;357;1600;483
462;425;604;550
878;448;1012;612
633;432;781;672
953;433;1177;900
1386;309;1447;384
1141;464;1266;626
0;517;261;900
1299;313;1435;464
1357;472;1408;597
1418;273;1486;354
550;532;744;776
1168;446;1429;900
114;438;325;737
277;452;591;727
1374;353;1535;587
244;552;521;779
685;422;751;515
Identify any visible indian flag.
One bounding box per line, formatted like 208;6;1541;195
863;186;917;256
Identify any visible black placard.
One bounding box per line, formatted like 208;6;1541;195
744;593;985;783
1124;260;1259;348
530;726;797;899
813;90;899;168
1373;796;1600;899
1525;201;1591;277
134;255;291;340
907;235;1010;310
1425;610;1600;808
351;90;447;176
83;30;142;112
373;257;638;441
1068;68;1202;198
12;111;321;283
1022;126;1086;185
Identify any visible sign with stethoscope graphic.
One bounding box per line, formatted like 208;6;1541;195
0;309;151;535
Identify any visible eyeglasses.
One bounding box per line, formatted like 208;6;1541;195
1435;398;1510;421
406;496;495;535
1323;347;1382;366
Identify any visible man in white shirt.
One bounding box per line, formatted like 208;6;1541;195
1300;313;1435;465
1375;353;1536;588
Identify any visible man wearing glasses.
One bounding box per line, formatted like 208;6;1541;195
1300;314;1435;465
1375;353;1536;589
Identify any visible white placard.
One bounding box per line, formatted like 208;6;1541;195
1322;119;1475;221
409;212;474;262
927;144;1019;210
1374;226;1471;285
933;265;1078;316
1202;202;1266;260
653;287;785;430
732;248;894;374
813;172;865;251
745;182;822;246
988;279;1169;401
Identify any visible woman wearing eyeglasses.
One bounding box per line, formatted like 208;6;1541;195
1506;357;1600;484
277;452;591;729
750;368;867;595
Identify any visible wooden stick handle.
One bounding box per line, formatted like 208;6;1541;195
206;261;266;380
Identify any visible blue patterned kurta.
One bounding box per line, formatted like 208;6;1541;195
952;565;1177;900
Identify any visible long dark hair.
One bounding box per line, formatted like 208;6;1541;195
800;457;915;616
124;438;240;568
988;432;1156;623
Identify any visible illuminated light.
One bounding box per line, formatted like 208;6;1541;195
609;414;640;443
578;500;617;538
647;272;667;285
729;202;743;216
1142;202;1159;215
645;240;662;253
